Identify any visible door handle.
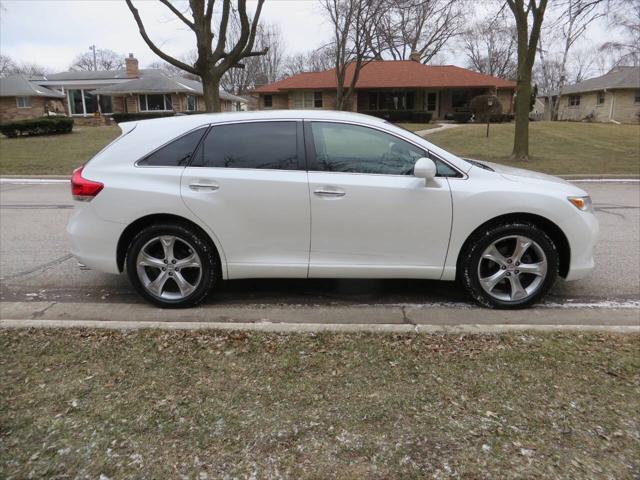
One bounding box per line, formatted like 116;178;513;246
314;188;345;198
189;182;219;192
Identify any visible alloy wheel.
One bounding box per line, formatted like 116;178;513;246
136;235;203;300
477;235;548;302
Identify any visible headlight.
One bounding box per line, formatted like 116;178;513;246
568;196;592;211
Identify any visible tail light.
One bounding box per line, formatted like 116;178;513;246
71;166;103;201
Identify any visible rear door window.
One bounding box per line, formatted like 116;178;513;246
195;121;300;170
138;127;208;167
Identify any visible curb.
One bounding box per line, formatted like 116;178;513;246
1;319;639;334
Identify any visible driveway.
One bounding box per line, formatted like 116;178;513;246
1;180;638;326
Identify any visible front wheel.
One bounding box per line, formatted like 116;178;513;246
125;223;218;308
460;223;559;309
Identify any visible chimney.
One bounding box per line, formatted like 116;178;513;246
125;53;139;77
409;50;421;63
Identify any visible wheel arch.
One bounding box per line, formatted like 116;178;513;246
455;212;571;279
116;213;225;277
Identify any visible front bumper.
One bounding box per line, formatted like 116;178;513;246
564;209;599;281
66;204;126;275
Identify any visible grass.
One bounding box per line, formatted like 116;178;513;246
424;121;640;175
1;329;639;479
395;123;441;132
0;126;121;175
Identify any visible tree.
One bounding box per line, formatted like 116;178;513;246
283;47;335;77
537;0;608;119
0;55;49;78
321;0;386;110
70;48;125;71
369;0;466;63
600;0;640;67
506;0;549;162
0;54;16;77
125;0;267;112
463;13;517;79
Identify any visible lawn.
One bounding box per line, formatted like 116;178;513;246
424;121;640;175
1;329;638;479
0;126;121;175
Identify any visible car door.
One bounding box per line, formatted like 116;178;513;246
305;120;454;279
181;120;310;279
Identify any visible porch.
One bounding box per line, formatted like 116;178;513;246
356;88;513;121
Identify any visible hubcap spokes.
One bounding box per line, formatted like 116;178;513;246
136;235;202;300
478;235;547;302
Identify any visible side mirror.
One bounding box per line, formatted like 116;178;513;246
413;157;437;181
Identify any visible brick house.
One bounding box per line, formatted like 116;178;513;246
550;66;640;123
0;54;246;124
253;59;516;120
0;74;67;121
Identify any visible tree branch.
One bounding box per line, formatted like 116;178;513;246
125;0;198;75
158;0;194;30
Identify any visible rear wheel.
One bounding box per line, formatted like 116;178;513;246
126;223;218;308
460;223;559;309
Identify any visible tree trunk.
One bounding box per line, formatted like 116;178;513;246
512;71;531;161
201;74;221;112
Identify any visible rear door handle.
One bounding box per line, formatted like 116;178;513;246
189;182;219;192
314;187;345;198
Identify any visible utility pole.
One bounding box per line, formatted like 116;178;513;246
89;45;97;71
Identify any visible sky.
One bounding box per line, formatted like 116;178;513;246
0;0;613;74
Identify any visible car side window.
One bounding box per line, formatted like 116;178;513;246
196;121;299;170
428;151;463;178
138;127;207;167
309;122;425;175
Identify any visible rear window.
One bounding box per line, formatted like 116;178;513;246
137;127;208;167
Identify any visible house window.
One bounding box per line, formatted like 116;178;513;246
186;95;198;112
597;91;605;105
368;92;378;110
426;92;437;112
293;91;321;109
139;94;173;112
16;97;32;108
635;89;640;104
263;95;273;108
314;91;323;108
568;94;581;107
68;89;111;115
451;91;472;110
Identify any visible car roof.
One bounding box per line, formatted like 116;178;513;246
119;109;387;131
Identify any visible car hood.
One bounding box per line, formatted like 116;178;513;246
466;159;587;195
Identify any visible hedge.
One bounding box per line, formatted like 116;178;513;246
0;117;74;138
110;112;176;123
361;110;433;123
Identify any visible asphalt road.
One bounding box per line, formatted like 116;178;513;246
0;181;639;324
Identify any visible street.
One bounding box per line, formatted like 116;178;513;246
1;180;638;325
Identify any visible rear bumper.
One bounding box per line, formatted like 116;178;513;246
565;210;599;281
66;204;126;275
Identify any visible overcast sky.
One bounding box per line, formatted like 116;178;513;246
0;0;612;73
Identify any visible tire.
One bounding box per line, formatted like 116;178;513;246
459;222;559;309
125;223;218;308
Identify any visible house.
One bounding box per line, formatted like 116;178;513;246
253;59;516;120
553;66;640;123
0;54;246;124
0;74;67;121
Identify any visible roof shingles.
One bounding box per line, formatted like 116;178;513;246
255;60;515;93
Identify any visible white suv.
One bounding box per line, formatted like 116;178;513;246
67;111;598;308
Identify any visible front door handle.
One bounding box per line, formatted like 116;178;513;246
314;187;345;198
189;182;219;192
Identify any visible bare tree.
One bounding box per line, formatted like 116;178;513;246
600;0;640;67
0;54;16;77
537;0;609;119
321;0;387;111
70;48;125;71
283;47;335;77
221;22;285;94
125;0;267;112
507;0;549;162
463;13;518;79
369;0;466;63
